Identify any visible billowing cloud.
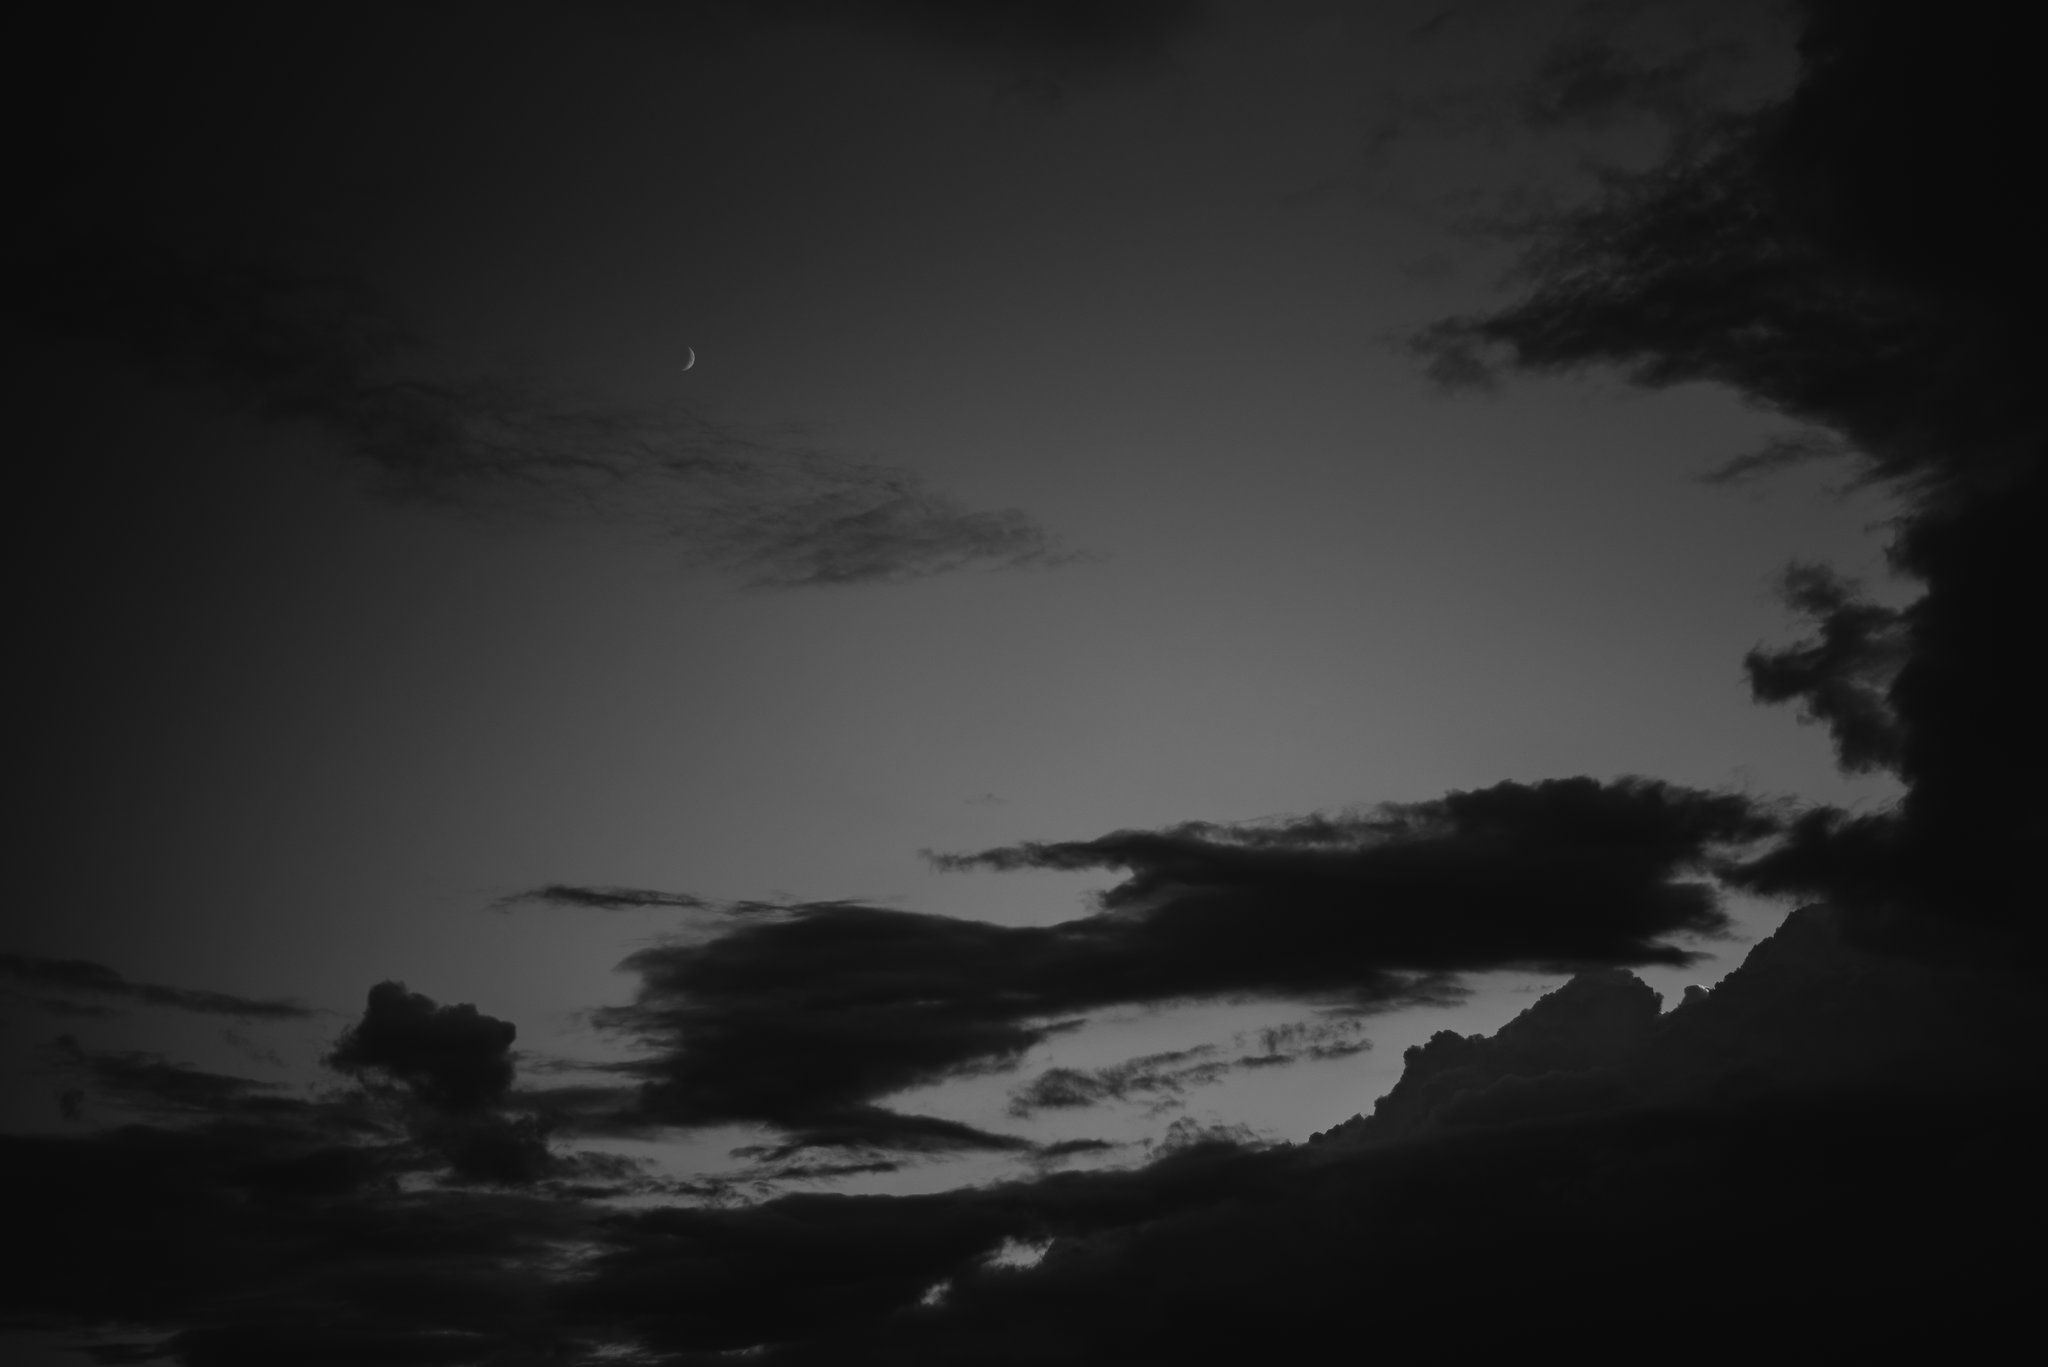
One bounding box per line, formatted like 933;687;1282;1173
328;981;519;1112
0;952;313;1020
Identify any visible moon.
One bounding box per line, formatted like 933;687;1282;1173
682;346;696;372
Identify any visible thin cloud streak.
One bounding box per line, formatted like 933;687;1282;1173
0;952;314;1020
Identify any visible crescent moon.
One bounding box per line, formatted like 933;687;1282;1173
682;346;696;372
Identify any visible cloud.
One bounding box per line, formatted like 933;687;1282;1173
934;776;1773;974
11;233;1066;590
6;913;2041;1362
581;778;1769;1149
52;1037;298;1122
496;884;717;913
1411;0;2045;931
1007;1020;1370;1118
0;952;313;1020
1742;563;1909;774
328;982;519;1113
1007;1046;1227;1117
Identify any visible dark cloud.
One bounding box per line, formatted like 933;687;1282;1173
582;778;1767;1149
1007;1046;1227;1118
324;982;570;1187
935;776;1772;973
1742;562;1909;774
496;884;716;913
0;952;313;1020
53;1038;297;1122
1413;0;2045;931
8;915;2041;1362
328;982;519;1113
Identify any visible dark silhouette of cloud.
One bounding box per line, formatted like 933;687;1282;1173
328;982;519;1113
0;952;313;1020
496;884;717;913
52;1037;298;1122
1415;0;2044;932
577;777;1767;1150
5;913;2041;1361
1742;562;1909;774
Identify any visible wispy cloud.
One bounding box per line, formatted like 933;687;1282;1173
15;235;1069;589
0;952;314;1020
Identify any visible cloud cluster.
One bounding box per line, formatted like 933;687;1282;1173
326;981;565;1187
11;909;2038;1363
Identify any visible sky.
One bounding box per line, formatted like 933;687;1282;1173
4;1;2041;1362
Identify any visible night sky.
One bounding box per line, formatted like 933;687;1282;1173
5;1;2042;1362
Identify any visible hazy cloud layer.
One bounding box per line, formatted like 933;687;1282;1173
0;952;313;1020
